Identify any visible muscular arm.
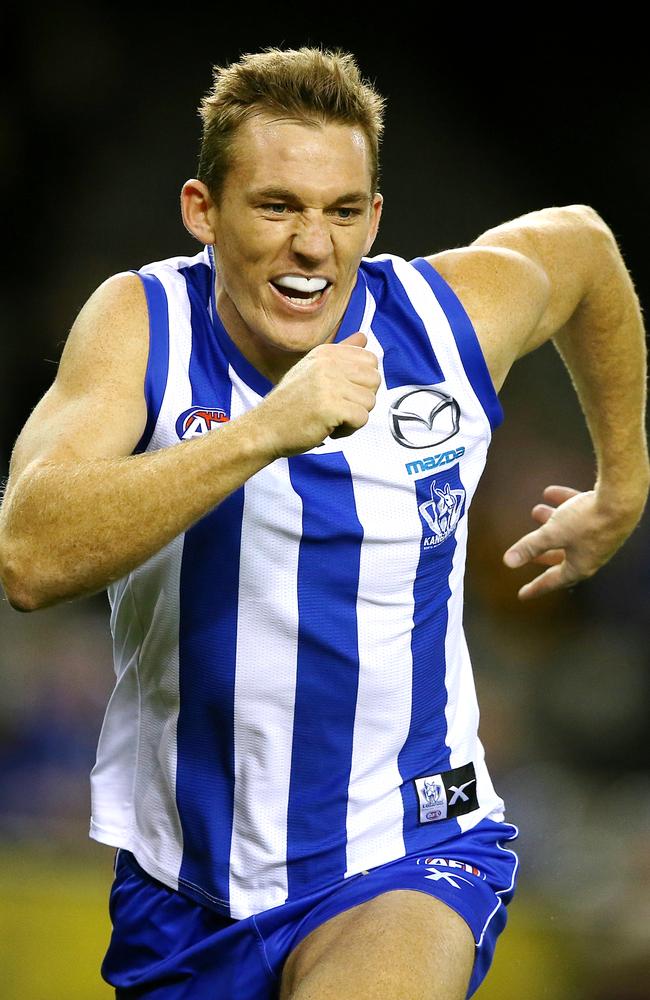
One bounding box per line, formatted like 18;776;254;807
0;274;378;611
428;204;649;598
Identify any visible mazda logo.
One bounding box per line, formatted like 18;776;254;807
389;388;460;449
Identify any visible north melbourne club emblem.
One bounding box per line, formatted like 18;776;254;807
422;779;443;807
418;480;465;548
415;763;479;824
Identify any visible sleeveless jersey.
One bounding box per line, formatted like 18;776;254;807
90;245;507;919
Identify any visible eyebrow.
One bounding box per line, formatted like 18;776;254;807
249;187;371;207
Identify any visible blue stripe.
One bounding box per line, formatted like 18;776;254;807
179;263;232;407
286;453;363;898
410;257;504;430
132;272;170;454
176;262;243;911
398;464;466;852
361;258;444;389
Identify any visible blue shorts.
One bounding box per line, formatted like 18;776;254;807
102;818;519;999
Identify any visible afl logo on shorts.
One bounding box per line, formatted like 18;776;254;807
175;406;230;440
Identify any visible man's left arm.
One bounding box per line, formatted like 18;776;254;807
427;204;649;599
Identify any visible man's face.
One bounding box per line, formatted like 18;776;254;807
207;113;383;380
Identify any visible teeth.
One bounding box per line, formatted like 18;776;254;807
286;292;322;304
274;275;328;292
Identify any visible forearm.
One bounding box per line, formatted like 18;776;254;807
553;223;649;511
0;408;276;610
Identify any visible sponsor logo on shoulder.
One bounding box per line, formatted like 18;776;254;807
176;406;230;440
406;446;465;476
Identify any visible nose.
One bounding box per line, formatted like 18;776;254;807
290;210;332;264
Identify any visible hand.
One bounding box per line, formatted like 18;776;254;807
257;332;381;458
502;484;645;600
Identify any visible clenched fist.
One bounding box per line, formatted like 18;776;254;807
256;332;381;458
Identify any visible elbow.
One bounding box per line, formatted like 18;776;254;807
5;591;41;614
564;203;604;223
0;537;52;612
562;204;615;241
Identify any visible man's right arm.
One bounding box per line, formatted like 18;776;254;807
0;274;378;611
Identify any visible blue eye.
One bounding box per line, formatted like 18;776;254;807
333;207;361;220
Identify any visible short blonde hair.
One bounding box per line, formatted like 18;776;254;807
197;47;386;200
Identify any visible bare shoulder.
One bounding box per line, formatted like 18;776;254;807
55;271;149;393
425;246;550;391
7;272;149;485
424;205;614;391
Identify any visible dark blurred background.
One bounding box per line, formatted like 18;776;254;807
1;8;649;998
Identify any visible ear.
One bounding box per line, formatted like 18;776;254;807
363;193;384;255
180;179;217;245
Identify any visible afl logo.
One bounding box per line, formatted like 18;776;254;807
175;406;230;440
389;388;460;450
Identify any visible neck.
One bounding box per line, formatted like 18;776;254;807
215;288;316;385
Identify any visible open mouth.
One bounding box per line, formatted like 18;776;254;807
270;274;332;307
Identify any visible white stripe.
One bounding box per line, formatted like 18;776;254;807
359;282;377;336
229;374;303;918
443;516;479;770
90;576;144;845
345;293;417;875
345;497;419;872
126;535;186;883
476;825;519;947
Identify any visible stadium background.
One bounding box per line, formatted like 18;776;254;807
1;9;648;998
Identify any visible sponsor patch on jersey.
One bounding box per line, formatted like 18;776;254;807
175;406;230;440
414;466;466;551
405;446;465;477
389;387;461;449
414;762;478;823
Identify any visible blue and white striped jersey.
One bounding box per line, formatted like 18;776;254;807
90;245;507;919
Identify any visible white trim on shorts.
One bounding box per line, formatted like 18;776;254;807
476;823;520;948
